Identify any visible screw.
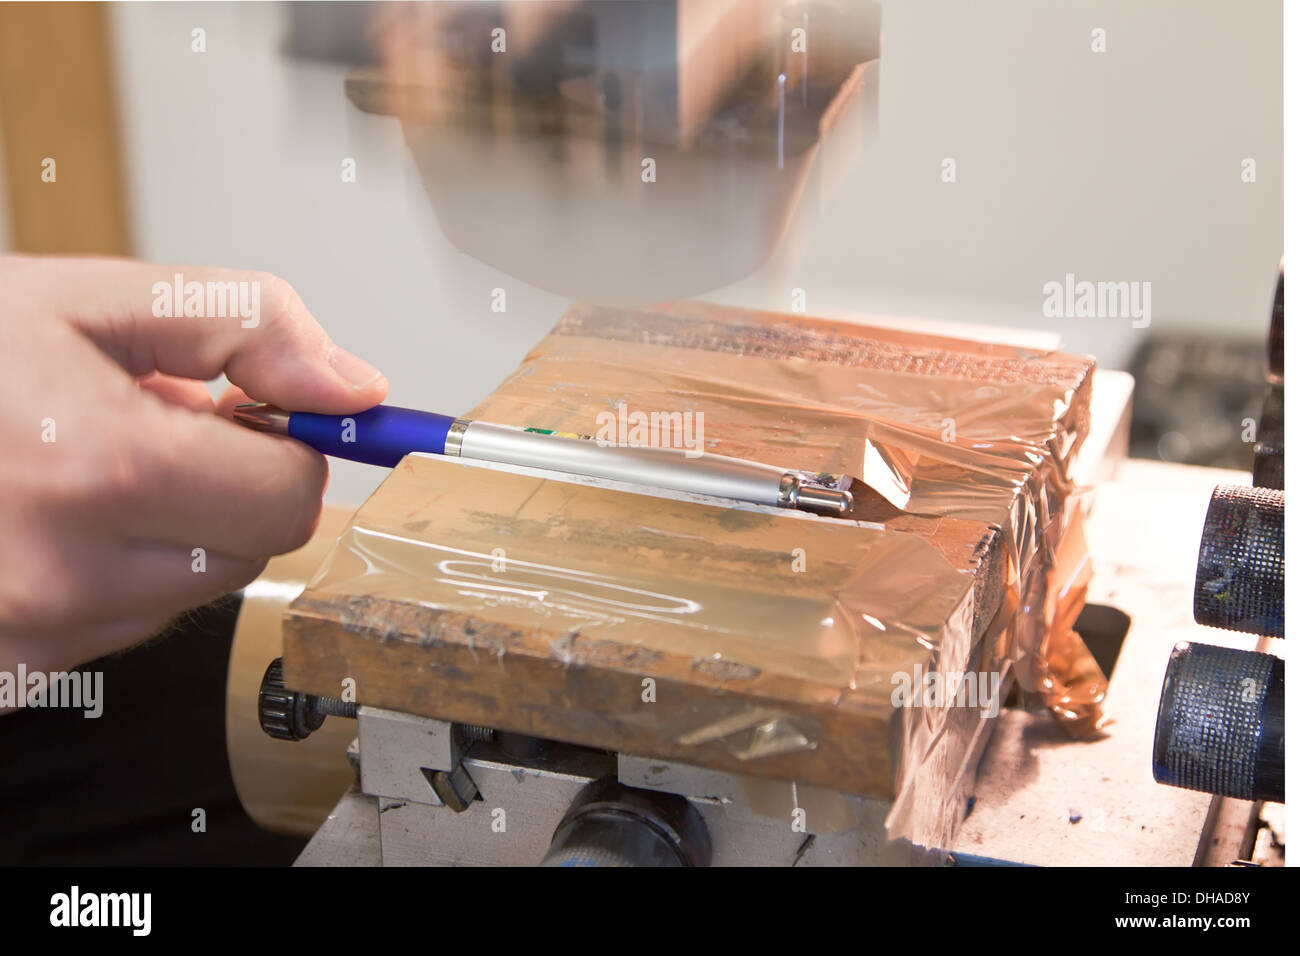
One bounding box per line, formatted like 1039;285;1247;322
458;724;495;744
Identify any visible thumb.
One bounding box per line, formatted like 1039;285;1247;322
47;257;388;414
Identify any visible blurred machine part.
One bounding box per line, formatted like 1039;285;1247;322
335;0;880;302
1129;264;1283;477
1253;266;1284;488
1253;382;1284;489
1128;336;1269;470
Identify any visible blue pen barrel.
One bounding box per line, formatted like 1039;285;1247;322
287;406;456;467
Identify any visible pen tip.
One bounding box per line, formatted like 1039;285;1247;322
232;402;290;435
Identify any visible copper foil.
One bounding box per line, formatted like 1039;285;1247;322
305;302;1106;852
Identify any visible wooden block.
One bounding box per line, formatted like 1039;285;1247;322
283;302;1095;849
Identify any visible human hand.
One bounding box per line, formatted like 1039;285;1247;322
0;256;387;675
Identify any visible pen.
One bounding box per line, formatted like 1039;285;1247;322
233;403;853;516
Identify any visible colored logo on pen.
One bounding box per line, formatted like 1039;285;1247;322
524;427;592;440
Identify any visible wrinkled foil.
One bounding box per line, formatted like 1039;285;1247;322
305;302;1106;853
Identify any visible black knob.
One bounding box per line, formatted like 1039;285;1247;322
540;777;711;867
258;657;352;741
1194;484;1284;637
1153;642;1284;803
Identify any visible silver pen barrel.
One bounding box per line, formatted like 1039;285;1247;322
231;404;853;517
454;421;852;516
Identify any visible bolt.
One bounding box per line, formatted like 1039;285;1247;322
312;695;358;720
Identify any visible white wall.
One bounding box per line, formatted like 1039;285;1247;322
105;0;1282;504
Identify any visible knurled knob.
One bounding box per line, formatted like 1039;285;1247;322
258;658;326;741
1193;484;1284;637
1153;642;1284;803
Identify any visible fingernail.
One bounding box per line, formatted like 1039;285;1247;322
328;345;384;388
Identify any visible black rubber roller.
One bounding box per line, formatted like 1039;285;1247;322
1153;642;1284;803
1194;484;1284;637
